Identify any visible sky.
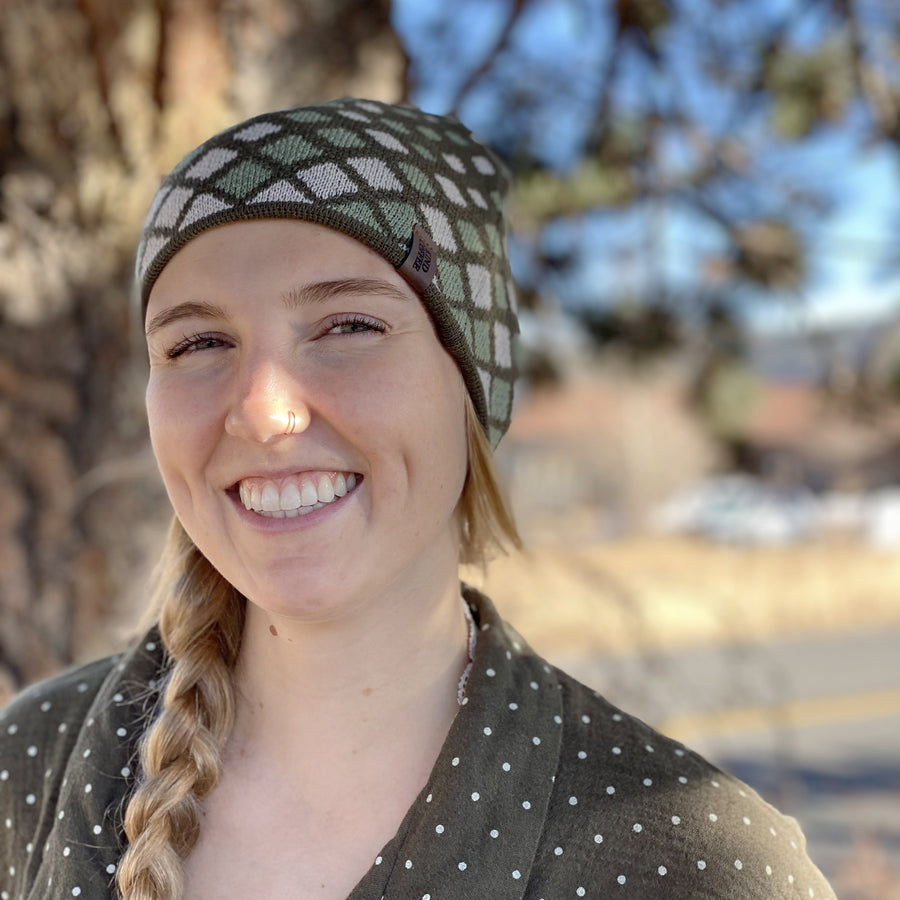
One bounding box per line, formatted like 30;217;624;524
393;0;900;336
756;146;900;334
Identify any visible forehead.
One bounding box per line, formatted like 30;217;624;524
147;219;414;312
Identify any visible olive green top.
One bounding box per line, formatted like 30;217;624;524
0;589;834;898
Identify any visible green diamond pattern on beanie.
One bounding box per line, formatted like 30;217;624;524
136;97;519;446
260;134;323;165
216;159;273;196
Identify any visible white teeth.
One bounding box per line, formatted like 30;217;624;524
261;483;280;511
281;482;302;510
317;474;335;503
300;481;319;507
237;472;359;516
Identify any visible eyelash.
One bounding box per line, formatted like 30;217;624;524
167;332;228;359
164;315;386;358
324;314;387;336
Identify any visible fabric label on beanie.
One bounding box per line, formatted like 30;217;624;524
398;223;438;293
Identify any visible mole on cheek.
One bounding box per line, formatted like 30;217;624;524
269;625;278;637
362;687;373;697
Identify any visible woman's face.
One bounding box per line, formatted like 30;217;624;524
145;220;468;621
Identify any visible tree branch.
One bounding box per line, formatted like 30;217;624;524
447;0;529;116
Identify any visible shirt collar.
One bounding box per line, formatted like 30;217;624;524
350;586;563;900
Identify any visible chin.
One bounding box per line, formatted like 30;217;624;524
238;568;370;624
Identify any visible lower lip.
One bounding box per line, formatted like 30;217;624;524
227;480;362;532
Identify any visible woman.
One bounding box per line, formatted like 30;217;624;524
0;98;833;899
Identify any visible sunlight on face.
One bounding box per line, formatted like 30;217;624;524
145;220;469;623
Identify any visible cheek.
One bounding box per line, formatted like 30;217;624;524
145;377;216;480
146;381;170;465
413;367;469;496
338;353;467;494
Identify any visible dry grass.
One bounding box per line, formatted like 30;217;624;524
465;534;900;658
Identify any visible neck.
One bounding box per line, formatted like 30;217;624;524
228;570;470;771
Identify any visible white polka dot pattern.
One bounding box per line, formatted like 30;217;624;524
0;643;161;899
0;591;835;898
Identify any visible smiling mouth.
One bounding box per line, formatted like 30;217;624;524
236;472;359;518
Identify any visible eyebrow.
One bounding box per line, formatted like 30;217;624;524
282;278;411;309
145;278;411;337
145;300;228;337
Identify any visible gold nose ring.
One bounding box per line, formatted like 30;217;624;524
284;409;297;435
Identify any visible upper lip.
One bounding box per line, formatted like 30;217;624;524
225;466;361;490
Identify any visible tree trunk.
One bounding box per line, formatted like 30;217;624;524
0;0;406;699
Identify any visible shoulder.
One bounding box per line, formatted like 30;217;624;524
0;656;119;762
460;591;833;896
540;669;834;898
0;657;119;846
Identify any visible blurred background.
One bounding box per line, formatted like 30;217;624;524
2;0;899;894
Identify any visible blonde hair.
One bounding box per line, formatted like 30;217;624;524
116;521;245;899
459;391;521;564
116;398;518;899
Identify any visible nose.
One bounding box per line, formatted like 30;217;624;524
224;358;311;443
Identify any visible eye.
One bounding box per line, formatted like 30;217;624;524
324;314;386;336
167;332;230;358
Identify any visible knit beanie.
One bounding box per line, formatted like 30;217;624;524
136;97;519;447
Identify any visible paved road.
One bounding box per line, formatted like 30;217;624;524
550;626;900;889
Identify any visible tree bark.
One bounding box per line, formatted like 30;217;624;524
0;0;406;699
